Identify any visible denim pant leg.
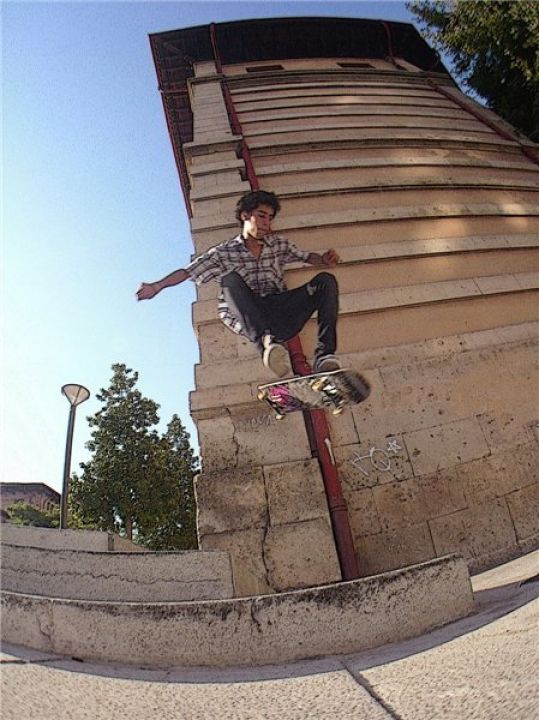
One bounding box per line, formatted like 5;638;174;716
266;272;339;360
311;272;339;361
220;272;271;352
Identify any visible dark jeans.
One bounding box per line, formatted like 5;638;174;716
221;271;338;363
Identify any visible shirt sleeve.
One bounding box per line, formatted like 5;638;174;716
278;237;311;264
185;247;223;285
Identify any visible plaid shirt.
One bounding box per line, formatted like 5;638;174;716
186;233;310;335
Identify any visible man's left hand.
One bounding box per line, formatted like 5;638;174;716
322;249;340;266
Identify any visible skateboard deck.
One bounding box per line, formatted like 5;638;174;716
257;369;370;419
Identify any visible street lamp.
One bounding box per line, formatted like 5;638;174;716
60;384;90;530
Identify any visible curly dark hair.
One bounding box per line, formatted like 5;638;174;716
235;190;281;224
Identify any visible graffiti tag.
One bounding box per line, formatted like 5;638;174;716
350;438;403;477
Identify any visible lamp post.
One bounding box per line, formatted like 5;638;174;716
60;384;90;530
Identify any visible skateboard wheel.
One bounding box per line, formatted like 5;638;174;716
332;407;345;416
275;413;285;421
257;390;266;401
311;379;325;392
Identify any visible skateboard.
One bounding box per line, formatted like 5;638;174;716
257;369;371;419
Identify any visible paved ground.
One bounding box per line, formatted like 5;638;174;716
2;551;538;720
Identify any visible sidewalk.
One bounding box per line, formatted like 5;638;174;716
2;551;538;720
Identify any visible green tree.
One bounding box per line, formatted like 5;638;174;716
70;363;198;549
5;502;59;528
135;415;198;550
4;500;96;530
408;0;539;140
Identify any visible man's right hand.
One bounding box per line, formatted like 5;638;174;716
136;282;160;301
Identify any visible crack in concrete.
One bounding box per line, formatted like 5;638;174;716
341;660;406;720
227;408;242;467
2;567;223;587
36;603;54;649
260;468;274;592
1;657;60;665
0;659;26;665
249;600;263;635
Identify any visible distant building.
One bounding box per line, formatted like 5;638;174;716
0;483;60;514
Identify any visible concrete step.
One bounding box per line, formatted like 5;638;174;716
1;554;473;668
0;543;234;602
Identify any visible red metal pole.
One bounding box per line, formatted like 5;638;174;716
209;24;261;190
381;21;398;67
208;23;359;580
287;337;360;579
428;80;539;167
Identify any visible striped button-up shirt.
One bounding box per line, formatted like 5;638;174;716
186;233;310;335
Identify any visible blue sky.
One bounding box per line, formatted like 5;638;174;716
3;1;430;494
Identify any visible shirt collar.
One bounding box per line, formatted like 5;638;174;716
239;233;267;246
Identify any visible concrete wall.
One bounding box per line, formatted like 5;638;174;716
0;524;142;552
1;555;473;668
180;55;539;593
1;543;234;602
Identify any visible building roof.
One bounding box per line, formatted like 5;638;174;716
149;16;450;210
149;16;447;73
0;482;60;501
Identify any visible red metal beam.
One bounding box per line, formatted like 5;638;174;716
381;21;398;68
428;80;539;167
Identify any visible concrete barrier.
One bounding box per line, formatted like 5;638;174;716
0;525;141;552
1;555;474;668
1;544;234;602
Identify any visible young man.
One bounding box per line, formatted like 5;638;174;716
136;190;341;377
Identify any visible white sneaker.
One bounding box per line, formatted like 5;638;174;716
314;355;341;373
262;336;291;378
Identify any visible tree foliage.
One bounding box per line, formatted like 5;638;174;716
4;500;96;530
408;0;539;140
5;502;59;528
70;363;199;549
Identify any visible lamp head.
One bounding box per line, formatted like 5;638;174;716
61;384;90;407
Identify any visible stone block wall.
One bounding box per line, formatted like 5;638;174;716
331;327;538;574
196;458;340;596
151;26;539;594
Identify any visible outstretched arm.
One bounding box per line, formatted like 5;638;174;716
136;268;190;301
306;249;340;267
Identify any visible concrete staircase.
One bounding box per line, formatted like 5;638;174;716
0;526;474;668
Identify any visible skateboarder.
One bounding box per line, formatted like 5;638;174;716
136;190;341;377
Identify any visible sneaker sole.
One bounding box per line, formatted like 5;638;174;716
265;345;291;378
315;361;341;373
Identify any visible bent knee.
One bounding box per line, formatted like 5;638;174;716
314;272;338;290
221;271;245;288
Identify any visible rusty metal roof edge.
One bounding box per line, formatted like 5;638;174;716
148;15;416;38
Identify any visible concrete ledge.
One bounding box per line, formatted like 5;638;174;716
190;322;539;418
241;106;472;123
190;175;539;202
193;321;539;388
0;525;141;552
194;235;539;297
255;156;536;176
247;128;515;150
227;72;455;93
190;201;539;233
192;273;539;325
1;555;473;668
0;544;234;602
